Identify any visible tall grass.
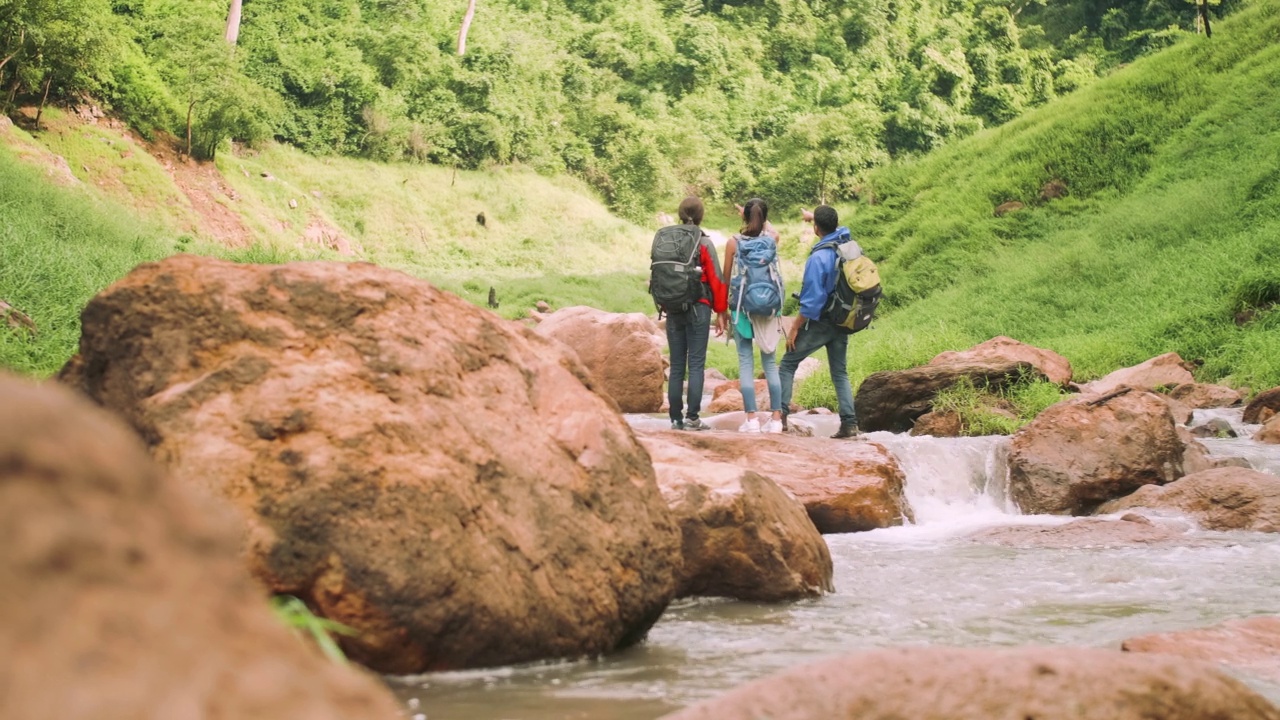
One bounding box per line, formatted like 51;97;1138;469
786;0;1280;409
0;149;173;375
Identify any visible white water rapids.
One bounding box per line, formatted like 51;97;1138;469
391;409;1280;719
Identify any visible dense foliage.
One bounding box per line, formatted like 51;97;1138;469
0;0;1238;217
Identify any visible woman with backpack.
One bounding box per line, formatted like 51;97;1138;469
723;197;785;434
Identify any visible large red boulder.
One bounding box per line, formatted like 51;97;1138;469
638;430;911;533
0;374;402;720
534;305;666;413
1256;415;1280;444
58;255;682;674
930;336;1073;386
658;646;1280;720
642;436;833;601
1075;352;1196;396
1098;467;1280;531
1123;617;1280;684
1007;389;1184;515
1244;387;1280;425
1168;383;1244;409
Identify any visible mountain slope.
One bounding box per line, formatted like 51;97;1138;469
832;0;1280;395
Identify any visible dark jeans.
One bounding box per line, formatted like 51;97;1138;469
778;318;857;425
666;302;712;422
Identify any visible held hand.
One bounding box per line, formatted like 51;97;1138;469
714;313;727;337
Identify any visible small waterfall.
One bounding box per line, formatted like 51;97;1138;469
1189;408;1280;476
872;433;1018;525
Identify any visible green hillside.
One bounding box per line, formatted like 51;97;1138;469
3;0;1277;400
0;0;1234;219
814;0;1280;403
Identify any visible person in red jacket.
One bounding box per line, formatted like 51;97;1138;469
665;196;729;431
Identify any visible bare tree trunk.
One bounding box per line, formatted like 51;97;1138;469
0;28;26;76
225;0;244;44
1198;1;1212;38
186;100;195;157
34;74;51;130
457;0;477;56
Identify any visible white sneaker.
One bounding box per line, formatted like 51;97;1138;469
738;418;761;433
763;419;784;434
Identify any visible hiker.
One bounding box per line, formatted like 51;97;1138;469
778;205;859;439
724;198;785;433
650;196;729;431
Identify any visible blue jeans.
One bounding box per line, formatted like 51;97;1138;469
778;318;856;425
667;302;712;422
736;335;781;413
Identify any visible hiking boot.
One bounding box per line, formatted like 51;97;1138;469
684;417;708;431
670;419;685;431
831;422;861;439
738;417;761;433
762;418;784;434
780;413;789;432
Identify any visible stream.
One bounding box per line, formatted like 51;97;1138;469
390;409;1280;719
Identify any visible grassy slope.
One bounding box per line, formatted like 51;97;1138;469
803;0;1280;407
5;1;1279;399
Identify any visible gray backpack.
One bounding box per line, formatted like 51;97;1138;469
649;224;704;315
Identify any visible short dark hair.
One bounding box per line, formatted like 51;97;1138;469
678;196;704;225
813;205;838;235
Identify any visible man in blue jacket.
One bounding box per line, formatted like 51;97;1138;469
778;205;859;438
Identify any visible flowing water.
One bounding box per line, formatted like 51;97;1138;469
391;410;1280;719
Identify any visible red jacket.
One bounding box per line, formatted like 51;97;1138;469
697;236;728;313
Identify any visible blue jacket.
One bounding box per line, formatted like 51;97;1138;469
797;226;851;320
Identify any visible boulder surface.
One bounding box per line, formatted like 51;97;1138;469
1075;352;1195;396
1244;387;1280;425
0;373;402;720
1123;616;1280;684
59;255;682;674
1007;389;1184;514
534;305;667;412
658;646;1280;720
930;336;1073;385
639;430;911;533
643;436;833;601
1098;467;1280;532
856;359;1041;433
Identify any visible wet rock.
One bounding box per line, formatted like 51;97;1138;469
637;429;911;533
1123;616;1280;684
535;305;666;413
57;256;681;674
1075;352;1196;396
0;374;402;720
1160;394;1195;425
1179;428;1250;475
930;336;1072;386
1256;415;1280;445
856;360;1042;433
708;379;773;414
910;409;963;437
1169;383;1244;409
1244;387;1280;425
968;516;1188;549
1007;389;1184;515
1191;418;1238;438
643;437;834;601
1098;467;1280;531
657;646;1280;720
